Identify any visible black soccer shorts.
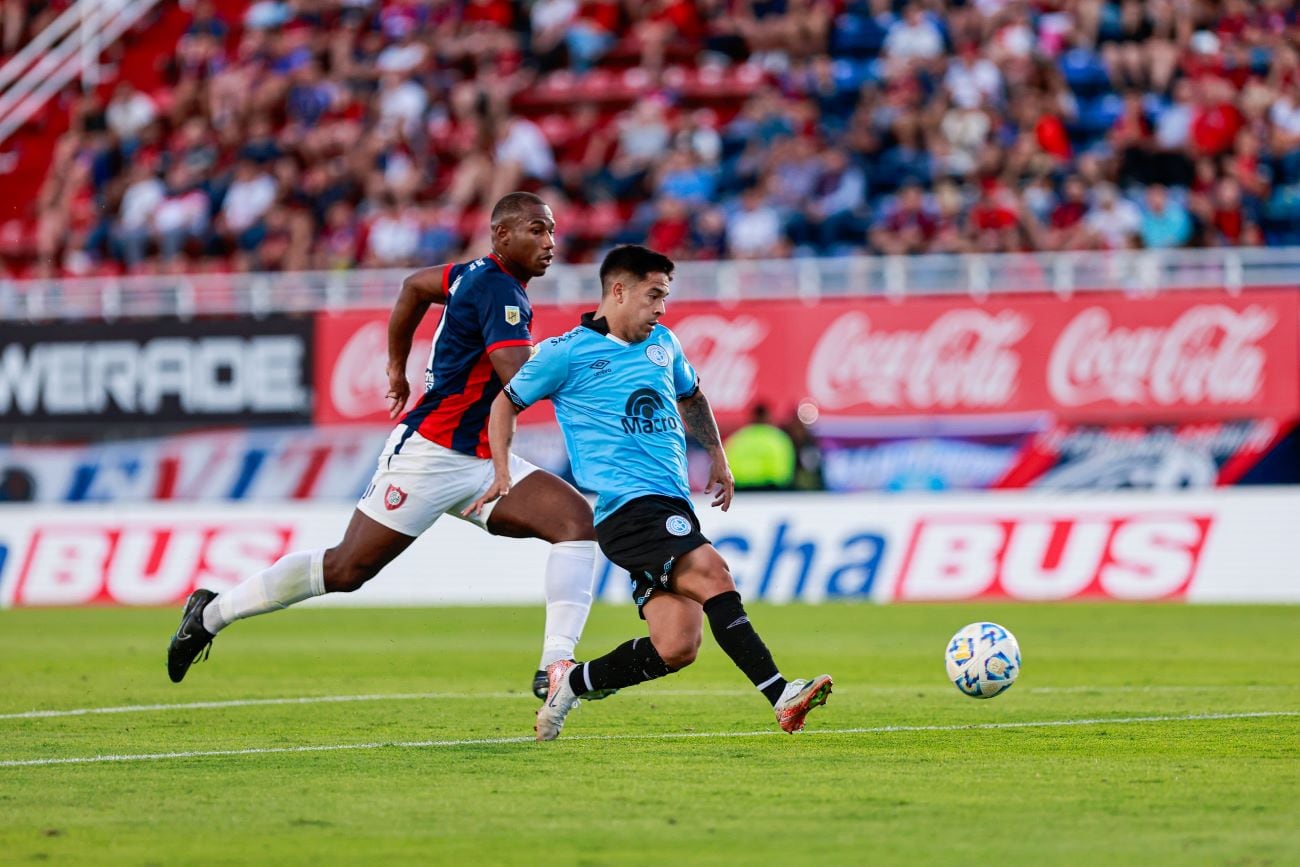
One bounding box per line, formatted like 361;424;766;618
595;495;711;618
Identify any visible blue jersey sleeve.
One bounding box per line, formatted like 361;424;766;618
476;273;532;354
667;329;700;399
504;336;571;410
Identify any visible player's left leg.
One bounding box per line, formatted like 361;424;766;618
483;466;604;698
670;544;833;733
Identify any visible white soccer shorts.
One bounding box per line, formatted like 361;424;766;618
357;427;541;538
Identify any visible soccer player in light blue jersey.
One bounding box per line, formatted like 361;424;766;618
467;245;832;740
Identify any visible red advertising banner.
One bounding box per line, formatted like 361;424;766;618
314;290;1300;428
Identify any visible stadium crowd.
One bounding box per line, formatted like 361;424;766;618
6;0;1300;277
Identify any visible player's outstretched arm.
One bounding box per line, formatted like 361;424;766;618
463;391;523;517
386;266;449;417
678;390;734;511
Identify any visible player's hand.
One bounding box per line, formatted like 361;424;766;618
386;364;410;419
707;459;734;512
463;473;511;518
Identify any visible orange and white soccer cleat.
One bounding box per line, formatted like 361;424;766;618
774;674;833;733
535;659;581;741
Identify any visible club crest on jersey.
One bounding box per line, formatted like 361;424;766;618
504;305;521;325
384;484;408;510
645;344;669;367
665;515;692;536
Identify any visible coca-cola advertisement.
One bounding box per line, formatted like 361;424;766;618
668;289;1300;427
314;309;441;425
313;290;1299;430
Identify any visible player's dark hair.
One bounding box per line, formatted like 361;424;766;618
490;191;547;228
599;245;675;295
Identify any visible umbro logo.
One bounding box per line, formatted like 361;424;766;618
590;360;610;369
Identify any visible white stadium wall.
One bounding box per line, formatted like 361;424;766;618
1;487;1297;607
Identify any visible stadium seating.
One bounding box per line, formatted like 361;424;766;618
2;0;1299;277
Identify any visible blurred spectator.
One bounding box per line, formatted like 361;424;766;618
565;0;619;73
114;163;166;267
646;197;692;258
870;181;934;255
218;160;278;252
945;42;1003;110
13;0;1300;277
724;403;795;491
1139;184;1193;249
689;207;729;259
1203;176;1261;247
365;196;422;265
105;84;158;148
726;186;783;258
1191;77;1243;159
154;165;211;261
1084;183;1142;249
786;147;867;255
884;3;944;70
784;411;825;491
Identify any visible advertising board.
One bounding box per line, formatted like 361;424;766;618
3;489;1295;607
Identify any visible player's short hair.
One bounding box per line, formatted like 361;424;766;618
490;191;548;228
599;245;675;296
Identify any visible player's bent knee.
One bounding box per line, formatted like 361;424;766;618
696;563;736;598
322;550;382;594
658;644;698;670
654;635;701;670
552;514;596;542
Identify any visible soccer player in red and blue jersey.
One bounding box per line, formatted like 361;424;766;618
168;193;608;701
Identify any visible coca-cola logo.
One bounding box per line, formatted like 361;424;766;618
671;315;767;411
807;310;1028;410
329;321;426;419
1048;305;1275;407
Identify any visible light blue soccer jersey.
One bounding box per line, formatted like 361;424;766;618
504;312;700;523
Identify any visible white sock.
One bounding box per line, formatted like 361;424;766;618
539;540;596;669
203;549;326;635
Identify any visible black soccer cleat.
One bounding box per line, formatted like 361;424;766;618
532;665;618;701
167;589;218;683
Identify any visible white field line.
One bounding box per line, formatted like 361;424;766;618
2;711;1297;769
0;684;1292;721
0;690;748;720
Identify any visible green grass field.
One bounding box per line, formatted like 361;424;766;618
1;603;1297;865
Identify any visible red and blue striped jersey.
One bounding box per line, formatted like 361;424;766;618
398;254;532;458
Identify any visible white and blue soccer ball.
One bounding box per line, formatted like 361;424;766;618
944;622;1021;699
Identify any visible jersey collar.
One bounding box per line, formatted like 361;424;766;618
580;311;630;346
487;253;528;289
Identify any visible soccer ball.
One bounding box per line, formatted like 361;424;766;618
944;622;1020;699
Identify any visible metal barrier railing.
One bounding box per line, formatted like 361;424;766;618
0;0;163;145
2;246;1298;321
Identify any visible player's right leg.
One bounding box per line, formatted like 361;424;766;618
167;510;416;683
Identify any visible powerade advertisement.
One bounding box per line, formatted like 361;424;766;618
0;316;314;433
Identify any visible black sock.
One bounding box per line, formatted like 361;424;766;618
703;590;786;705
569;638;674;696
